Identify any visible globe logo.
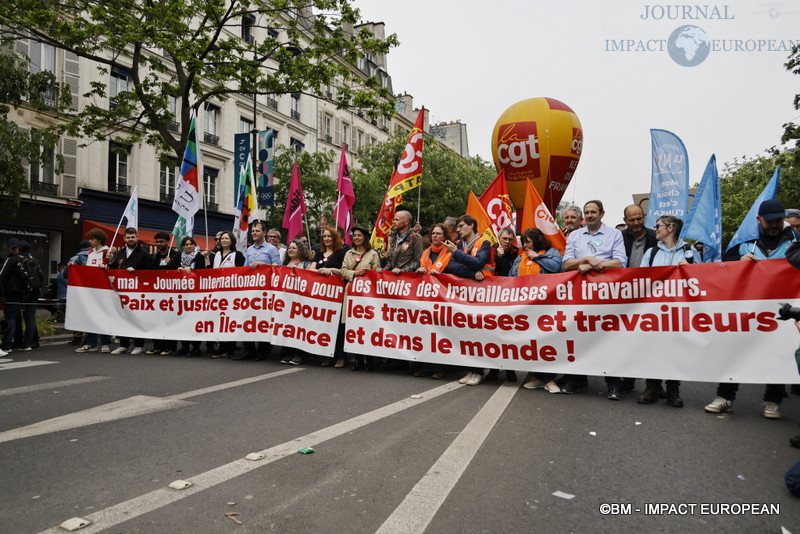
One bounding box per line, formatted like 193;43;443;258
667;25;711;67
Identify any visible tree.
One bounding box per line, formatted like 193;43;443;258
267;146;335;238
719;151;800;246
781;44;800;163
0;0;398;162
351;131;497;228
0;48;67;214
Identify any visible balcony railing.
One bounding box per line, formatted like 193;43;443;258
324;134;332;144
290;110;301;121
109;182;131;195
160;191;174;204
203;132;219;145
167;121;179;133
267;97;277;110
206;202;218;212
243;33;254;45
30;180;59;196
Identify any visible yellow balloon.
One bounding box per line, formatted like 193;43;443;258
491;97;583;212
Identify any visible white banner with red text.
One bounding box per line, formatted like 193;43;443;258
65;266;344;357
344;260;800;383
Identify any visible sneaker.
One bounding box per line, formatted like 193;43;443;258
100;345;111;353
146;349;159;355
130;347;144;355
289;356;303;365
544;381;561;394
0;348;8;356
280;357;291;364
210;352;226;359
607;388;622;401
459;373;473;385
523;378;547;390
22;347;33;352
160;350;173;356
466;373;484;386
75;345;97;353
111;346;129;355
561;383;576;395
763;402;781;419
704;396;733;413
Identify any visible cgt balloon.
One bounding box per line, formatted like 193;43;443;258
491;97;583;213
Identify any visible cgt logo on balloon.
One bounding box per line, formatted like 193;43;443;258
492;97;583;213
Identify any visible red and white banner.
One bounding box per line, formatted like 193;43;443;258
65;266;344;356
344;260;800;383
65;261;800;383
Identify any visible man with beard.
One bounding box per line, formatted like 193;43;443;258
110;228;150;354
147;232;179;355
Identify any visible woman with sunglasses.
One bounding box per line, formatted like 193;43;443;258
637;215;693;407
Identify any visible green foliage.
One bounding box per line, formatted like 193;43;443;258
351;131;497;228
719;151;800;246
0;48;66;214
268;147;335;236
0;0;398;161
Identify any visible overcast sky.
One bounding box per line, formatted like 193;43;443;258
355;0;800;224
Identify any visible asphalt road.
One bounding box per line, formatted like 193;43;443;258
1;339;799;533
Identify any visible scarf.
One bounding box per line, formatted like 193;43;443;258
181;248;199;268
420;244;451;273
518;250;546;276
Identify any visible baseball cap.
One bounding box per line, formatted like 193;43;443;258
758;199;785;221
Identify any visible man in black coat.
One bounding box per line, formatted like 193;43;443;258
110;227;151;355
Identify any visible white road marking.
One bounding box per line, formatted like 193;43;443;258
376;381;521;534
37;380;466;534
0;376;112;397
0;368;303;444
0;360;57;371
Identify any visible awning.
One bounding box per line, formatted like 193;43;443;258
83;220;214;250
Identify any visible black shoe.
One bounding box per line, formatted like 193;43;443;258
607;388;622;401
484;369;499;382
505;370;517;382
637;384;660;404
562;383;576;395
790;435;800;448
666;384;684;407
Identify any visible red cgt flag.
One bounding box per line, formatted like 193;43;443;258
478;169;514;240
519;179;566;254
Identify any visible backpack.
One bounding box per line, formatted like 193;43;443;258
20;256;44;293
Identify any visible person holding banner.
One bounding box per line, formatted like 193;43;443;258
446;214;495;386
242;221;280;361
109;228;150;356
637;215;693;407
509;227;563;391
381;211;423;274
176;236;208;357
210;231;244;359
334;225;380;371
705;199;796;418
562;200;627;398
278;238;315;365
74;229;113;354
147;232;180;356
311;226;347;367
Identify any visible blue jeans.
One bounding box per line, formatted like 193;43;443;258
2;300;36;350
84;332;111;348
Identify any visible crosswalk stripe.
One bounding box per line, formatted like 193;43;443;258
0;360;57;371
37;380;466;534
0;376;112;397
376;381;521;534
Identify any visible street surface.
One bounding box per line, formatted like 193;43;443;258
1;339;799;533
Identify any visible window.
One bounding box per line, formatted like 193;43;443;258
204;167;218;209
242;15;255;44
109;67;131;110
240;117;253;134
167;95;179;132
160;161;178;202
356;130;363;153
324;114;332;143
267;28;279;39
108;142;131;194
28;129;57;194
204;104;219;145
290;138;304;154
290;93;300;121
342;122;349;149
29;42;58;108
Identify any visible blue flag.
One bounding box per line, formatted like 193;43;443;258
646;129;690;228
726;167;780;252
680;155;722;262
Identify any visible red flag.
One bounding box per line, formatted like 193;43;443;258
519;179;566;254
282;162;306;242
478;169;514;239
333;145;355;244
386;107;425;199
370;174;403;255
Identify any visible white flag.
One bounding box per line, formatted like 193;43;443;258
122;186;138;230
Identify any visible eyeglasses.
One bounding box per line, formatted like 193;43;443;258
268;235;280;239
653;224;671;229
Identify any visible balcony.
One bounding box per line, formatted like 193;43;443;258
167;121;179;133
203;132;219;145
267;97;278;110
290;110;301;121
41;87;58;110
206;202;218;212
243;33;254;45
324;134;332;144
30;181;59;196
109;182;131;195
160;191;174;204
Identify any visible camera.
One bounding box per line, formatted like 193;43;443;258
777;303;800;321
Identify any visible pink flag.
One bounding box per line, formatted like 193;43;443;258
333;144;355;244
282;162;306;242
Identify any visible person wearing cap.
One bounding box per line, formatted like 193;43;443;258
705;198;798;419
